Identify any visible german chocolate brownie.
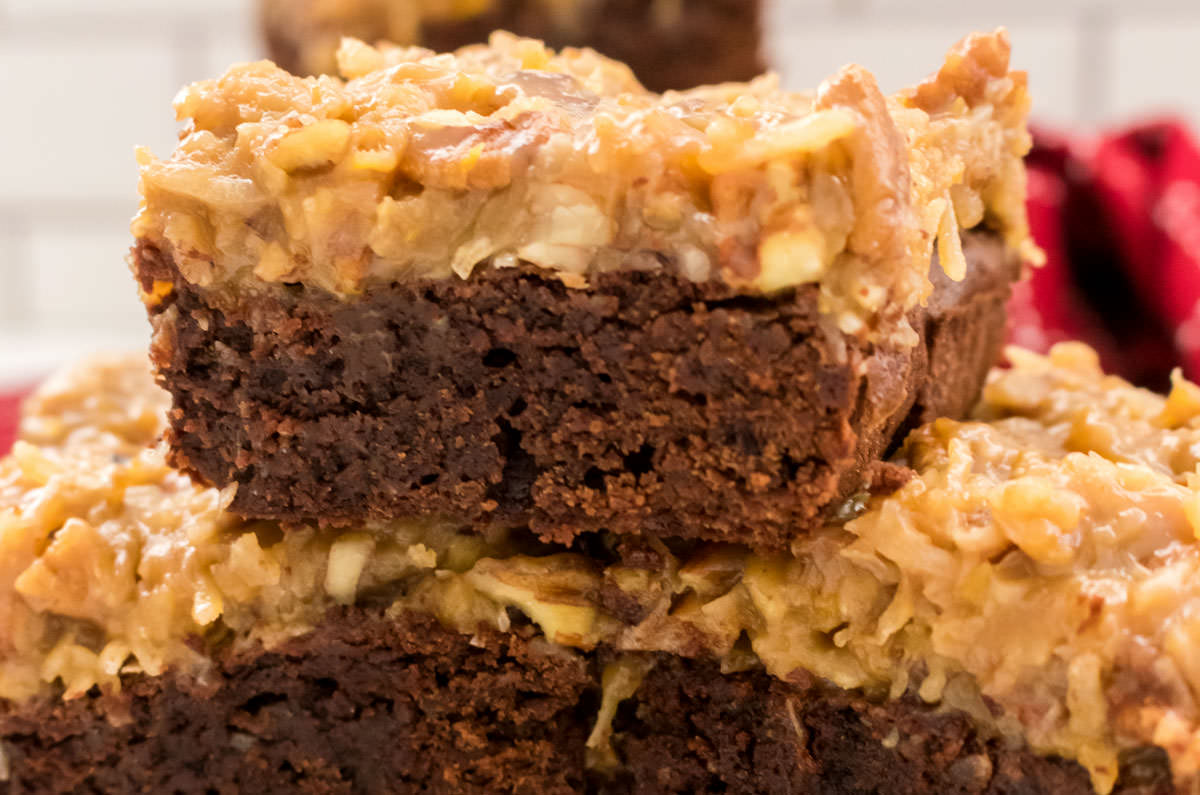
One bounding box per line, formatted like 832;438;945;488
131;31;1034;548
260;0;765;92
5;347;1200;792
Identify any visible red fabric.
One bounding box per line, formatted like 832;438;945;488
0;391;25;456
1011;120;1200;387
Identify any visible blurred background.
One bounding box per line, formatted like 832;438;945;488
2;0;1200;386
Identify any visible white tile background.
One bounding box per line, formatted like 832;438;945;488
2;0;1200;381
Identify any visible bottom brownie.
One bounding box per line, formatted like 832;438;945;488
0;611;593;795
0;610;1170;795
607;659;1173;795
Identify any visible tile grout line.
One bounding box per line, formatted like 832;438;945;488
0;201;139;228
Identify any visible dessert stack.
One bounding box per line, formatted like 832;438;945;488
0;22;1194;795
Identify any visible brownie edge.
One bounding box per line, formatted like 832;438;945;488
134;231;1018;549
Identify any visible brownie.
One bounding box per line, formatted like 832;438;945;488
260;0;765;92
0;611;1171;795
131;31;1034;545
134;229;1018;548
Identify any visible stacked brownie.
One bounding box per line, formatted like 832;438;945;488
2;25;1192;795
260;0;765;91
132;29;1032;548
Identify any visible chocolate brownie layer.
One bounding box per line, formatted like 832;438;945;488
262;0;765;92
0;611;593;795
0;613;1169;794
898;238;1024;437
134;231;1018;548
603;657;1174;795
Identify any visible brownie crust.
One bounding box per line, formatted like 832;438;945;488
133;231;1019;549
264;0;765;92
0;612;1170;794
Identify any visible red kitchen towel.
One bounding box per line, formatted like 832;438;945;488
1;391;25;456
1011;120;1200;388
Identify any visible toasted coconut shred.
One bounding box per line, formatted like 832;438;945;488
133;30;1034;344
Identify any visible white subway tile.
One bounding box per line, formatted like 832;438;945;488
6;0;248;21
858;0;1197;16
770;20;1083;124
26;216;151;342
0;229;24;334
1110;19;1200;125
0;332;150;388
0;36;183;202
201;13;266;79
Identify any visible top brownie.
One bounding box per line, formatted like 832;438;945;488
131;31;1033;548
261;0;767;92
